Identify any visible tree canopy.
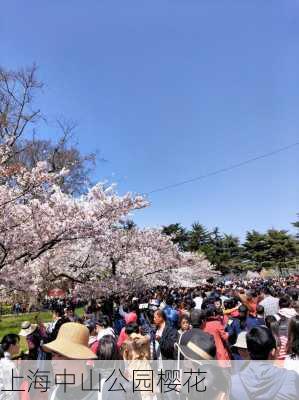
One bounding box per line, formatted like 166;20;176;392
163;222;298;274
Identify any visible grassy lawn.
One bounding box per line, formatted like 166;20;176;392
0;307;85;351
0;310;53;352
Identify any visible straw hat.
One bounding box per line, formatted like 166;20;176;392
233;331;247;349
42;322;97;359
19;321;38;337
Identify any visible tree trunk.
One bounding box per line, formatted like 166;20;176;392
111;258;117;276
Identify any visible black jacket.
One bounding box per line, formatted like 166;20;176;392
50;317;70;341
158;323;179;360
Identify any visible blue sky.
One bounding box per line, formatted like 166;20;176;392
1;1;298;240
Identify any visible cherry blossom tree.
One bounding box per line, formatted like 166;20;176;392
0;65;217;301
1;135;217;300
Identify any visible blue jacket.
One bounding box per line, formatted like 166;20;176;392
163;305;179;328
226;318;244;345
245;316;265;331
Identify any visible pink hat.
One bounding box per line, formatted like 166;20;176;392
125;312;137;324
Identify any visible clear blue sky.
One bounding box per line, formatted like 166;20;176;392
1;1;298;240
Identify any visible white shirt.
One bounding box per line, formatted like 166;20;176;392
193;296;203;310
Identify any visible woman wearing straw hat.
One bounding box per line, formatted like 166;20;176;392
42;322;99;400
19;321;47;361
43;322;97;360
43;323;130;400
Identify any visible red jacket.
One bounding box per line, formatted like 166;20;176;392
203;318;230;361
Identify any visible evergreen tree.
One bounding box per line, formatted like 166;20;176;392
293;214;299;238
243;229;298;272
162;223;189;251
207;233;243;274
243;230;270;267
188;222;210;252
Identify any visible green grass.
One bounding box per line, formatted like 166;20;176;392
0;311;53;352
0;304;13;314
0;307;85;351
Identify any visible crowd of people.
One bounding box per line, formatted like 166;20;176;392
7;297;85;316
0;276;298;399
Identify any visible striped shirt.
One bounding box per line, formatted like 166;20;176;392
259;296;279;316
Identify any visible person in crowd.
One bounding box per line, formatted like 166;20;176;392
125;322;140;337
84;298;99;316
178;301;189;318
112;298;124;335
259;286;280;316
223;297;239;325
64;306;77;322
121;334;152;400
265;315;288;360
178;315;191;337
237;289;257;316
226;305;248;346
117;312;138;349
47;307;70;341
214;297;223;314
179;309;216;361
203;305;230;361
230;326;299;400
176;329;229;400
153;309;178;360
245;304;265;330
19;321;48;360
122;333;150;361
13;302;21;316
0;334;20;400
118;300;136;321
96;315;116;341
84;319;99;354
277;295;297;334
232;331;250;360
189;309;206;330
0;334;20;360
96;334;123;399
286;315;299;357
288;289;299;314
285;315;299;373
163;296;179;328
192;290;205;310
97;335;120;360
42;323;101;400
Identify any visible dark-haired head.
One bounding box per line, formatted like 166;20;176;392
0;334;20;358
265;315;281;348
287;315;299;357
97;315;111;329
205;305;217;319
97;335;120;360
279;296;291;309
238;305;248;320
263;287;273;296
246;326;276;360
166;296;174;306
179;315;191;332
256;305;264;316
153;310;166;327
190;309;206;328
53;307;64;318
125;322;140;336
